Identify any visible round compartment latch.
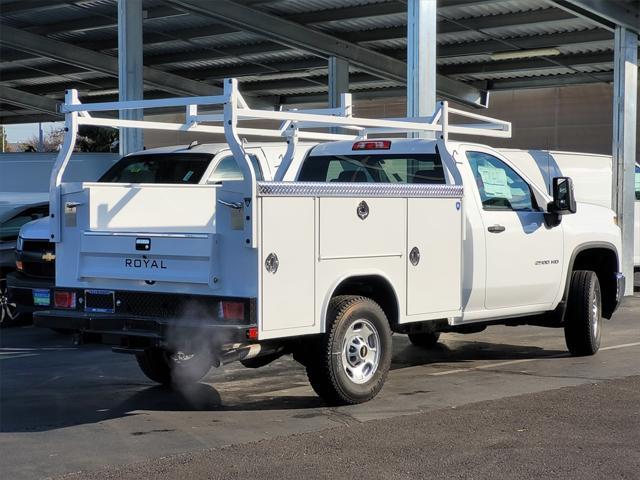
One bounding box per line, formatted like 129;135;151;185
357;200;369;220
265;252;279;274
409;247;420;266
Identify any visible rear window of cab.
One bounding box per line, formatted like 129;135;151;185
297;154;445;184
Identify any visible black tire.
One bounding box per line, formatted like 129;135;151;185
408;331;440;348
305;295;392;406
0;277;22;327
564;270;602;356
50;327;73;335
136;347;212;386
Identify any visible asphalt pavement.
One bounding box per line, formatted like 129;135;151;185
1;284;639;479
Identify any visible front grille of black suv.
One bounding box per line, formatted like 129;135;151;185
21;261;55;278
20;241;56;279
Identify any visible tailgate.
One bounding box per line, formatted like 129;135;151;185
58;183;219;289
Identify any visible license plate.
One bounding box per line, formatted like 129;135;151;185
84;289;115;313
32;289;51;307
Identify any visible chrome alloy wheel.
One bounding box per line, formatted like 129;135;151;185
341;318;381;384
0;279;19;325
592;295;600;339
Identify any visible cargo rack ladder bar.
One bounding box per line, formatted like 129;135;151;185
50;77;511;244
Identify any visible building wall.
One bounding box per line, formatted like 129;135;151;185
142;83;639;159
354;83;639;158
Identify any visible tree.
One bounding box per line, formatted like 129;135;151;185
77;125;119;152
20;126;65;152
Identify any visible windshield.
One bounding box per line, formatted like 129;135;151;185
297;154;445;184
98;153;213;184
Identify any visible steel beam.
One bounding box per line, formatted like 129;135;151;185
0;86;60;115
441;51;620;76
0;25;221;98
407;0;437;137
548;0;640;34
118;0;144;155
164;0;488;108
612;26;637;296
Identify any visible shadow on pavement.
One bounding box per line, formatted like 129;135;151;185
1;325;567;433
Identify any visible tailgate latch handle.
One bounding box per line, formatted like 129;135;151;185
217;199;243;210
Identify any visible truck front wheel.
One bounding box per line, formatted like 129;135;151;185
135;347;212;386
306;295;392;405
564;270;602;356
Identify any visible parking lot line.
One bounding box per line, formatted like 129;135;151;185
428;341;640;376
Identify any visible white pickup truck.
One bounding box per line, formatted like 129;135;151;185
9;142;308;325
35;80;626;405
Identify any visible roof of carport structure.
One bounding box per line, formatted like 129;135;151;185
0;0;638;124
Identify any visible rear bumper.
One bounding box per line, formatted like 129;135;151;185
6;272;54;313
34;309;257;348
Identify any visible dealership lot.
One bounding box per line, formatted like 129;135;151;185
2;283;639;479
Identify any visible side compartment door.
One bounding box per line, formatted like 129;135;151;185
465;150;563;309
407;197;463;318
260;196;316;339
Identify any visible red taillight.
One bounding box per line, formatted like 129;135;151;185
246;327;259;341
352;140;391;151
54;291;76;309
219;301;245;321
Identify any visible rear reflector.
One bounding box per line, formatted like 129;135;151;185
54;291;76;309
219;301;245;321
352;140;391;150
247;327;259;341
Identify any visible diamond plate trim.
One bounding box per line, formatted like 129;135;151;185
256;182;463;198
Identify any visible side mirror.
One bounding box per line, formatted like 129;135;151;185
548;177;577;215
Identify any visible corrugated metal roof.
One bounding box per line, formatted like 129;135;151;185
0;0;629;123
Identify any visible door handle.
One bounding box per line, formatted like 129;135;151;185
487;224;506;233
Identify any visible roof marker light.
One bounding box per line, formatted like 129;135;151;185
352;140;391;151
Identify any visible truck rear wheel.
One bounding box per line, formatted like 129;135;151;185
408;331;440;348
564;270;602;356
136;347;212;386
306;295;392;405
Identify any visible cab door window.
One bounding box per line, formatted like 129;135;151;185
466;151;536;211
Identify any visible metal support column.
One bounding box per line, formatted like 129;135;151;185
407;0;437;138
118;0;144;155
328;56;349;108
328;56;349;133
612;26;637;296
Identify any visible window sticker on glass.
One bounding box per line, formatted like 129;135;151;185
183;170;194;182
477;165;512;199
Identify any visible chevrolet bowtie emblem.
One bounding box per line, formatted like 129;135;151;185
42;252;56;262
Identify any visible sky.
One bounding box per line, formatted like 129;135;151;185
2;122;64;144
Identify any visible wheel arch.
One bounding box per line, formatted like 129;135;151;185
564;242;620;319
322;273;400;332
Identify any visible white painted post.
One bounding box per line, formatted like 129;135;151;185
118;0;144;155
612;26;638;296
407;0;437;138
